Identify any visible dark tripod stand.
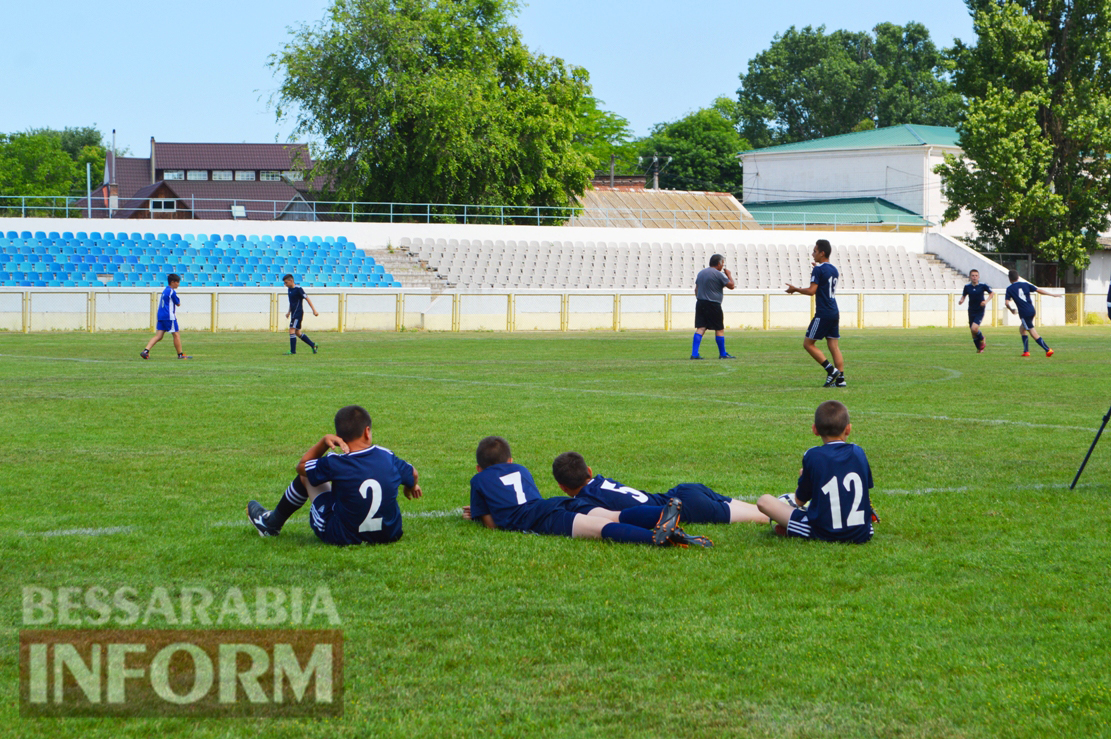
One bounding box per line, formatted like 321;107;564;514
1071;403;1111;489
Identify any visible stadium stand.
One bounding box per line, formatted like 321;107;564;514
0;231;399;288
403;237;965;291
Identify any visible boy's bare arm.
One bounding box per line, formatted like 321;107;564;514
296;434;348;475
1035;288;1062;297
461;506;496;529
403;467;422;499
305;297;319;316
786;282;818;296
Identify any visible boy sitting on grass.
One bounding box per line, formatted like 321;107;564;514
757;400;875;544
551;451;768;525
463;436;711;548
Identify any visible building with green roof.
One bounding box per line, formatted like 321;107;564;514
739;124;973;237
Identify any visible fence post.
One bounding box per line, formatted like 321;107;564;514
22;291;29;333
270;292;278;332
903;293;910;329
87;291;95;332
664;293;671;331
507;294;515;332
452;293;459;332
338;292;346;332
561;294;569;332
89;292;97;333
150;292;158;331
857;293;864;329
948;293;954;328
613;294;621;331
211;292;218;333
395;292;404;332
763;293;770;330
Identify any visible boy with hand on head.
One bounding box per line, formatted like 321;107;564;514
140;273;189;360
757;400;875;544
247;404;421;546
283;274;319;355
463;436;712;548
1004;269;1060;357
551;451;768;525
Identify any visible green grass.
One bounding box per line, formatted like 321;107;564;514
2;327;1111;738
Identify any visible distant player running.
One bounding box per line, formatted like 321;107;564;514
283;274;319;355
550;451;768;525
140;273;189;360
958;269;992;353
786;239;844;387
1004;270;1061;357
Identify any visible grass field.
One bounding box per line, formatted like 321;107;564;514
2;326;1110;738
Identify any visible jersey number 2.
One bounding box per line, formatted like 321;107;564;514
358;479;384;532
819;472;865;530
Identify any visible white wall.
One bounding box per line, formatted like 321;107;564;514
1083;251;1111;294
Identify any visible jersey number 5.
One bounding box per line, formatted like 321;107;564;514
358;479;384;532
819;472;865;530
600;479;649;503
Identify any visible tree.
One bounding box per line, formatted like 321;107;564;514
28;127;108;197
572;96;637;176
0;133;78;197
635;98;750;194
737;23;960;148
936;0;1111;268
270;0;595;212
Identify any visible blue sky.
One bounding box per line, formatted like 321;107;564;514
1;0;974;158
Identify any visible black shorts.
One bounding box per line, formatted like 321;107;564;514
806;314;839;340
968;311;985;326
694;299;724;331
289;314;303;330
666;483;733;524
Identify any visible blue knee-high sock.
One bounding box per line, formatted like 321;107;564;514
269;477;308;529
289;335;297;353
601;523;655;544
299;333;316;348
976;331;985;344
972;332;981;348
1022;335;1029;352
1036;337;1050;351
715;335;727;356
618;505;664;529
691;333;703;357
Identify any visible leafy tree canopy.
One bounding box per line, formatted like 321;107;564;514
573;96;638;176
0;128;110;198
936;0;1111;267
635;97;749;194
737;22;961;148
270;0;595;209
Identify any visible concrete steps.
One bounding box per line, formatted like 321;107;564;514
362;248;452;292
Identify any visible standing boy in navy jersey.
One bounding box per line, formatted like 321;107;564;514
786;239;844;387
246;405;421;546
757;400;874;543
958;269;993;353
551;451;768;525
283;274;319;355
463;436;711;548
140;273;189;360
1004;269;1061;357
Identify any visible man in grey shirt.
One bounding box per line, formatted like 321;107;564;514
691;254;736;359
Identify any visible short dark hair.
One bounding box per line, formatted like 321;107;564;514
969;269;979;275
334;405;372;442
1008;269;1019;282
476;436;511;469
282;274;294;282
709;254;724;268
814;400;850;438
552;451;591;488
167;273;181;284
815;240;832;258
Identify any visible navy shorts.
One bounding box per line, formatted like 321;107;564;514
529;497;585;537
1019;313;1036;330
785;508;873;544
309;491;400;546
156;319;179;333
806;314;839;340
968;311;985;326
289;315;303;330
666;483;733;524
694;299;725;331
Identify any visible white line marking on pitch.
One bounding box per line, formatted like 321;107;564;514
0;353;117;364
33;526;138;537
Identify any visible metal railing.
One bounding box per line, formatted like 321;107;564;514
0;194;933;232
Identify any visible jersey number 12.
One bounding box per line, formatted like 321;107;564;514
819;472;865;530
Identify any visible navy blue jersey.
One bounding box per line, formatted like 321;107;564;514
795;441;874;543
573;475;669;510
157;286;179;321
810;263;839;316
470;463;578;532
962;283;992;310
288;286;307;317
304;445;415;545
1005;282;1037;318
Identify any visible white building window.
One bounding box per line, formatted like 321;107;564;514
283;170;304;182
261;171;282;181
187;170;207;181
150;199;177;212
164;170;184;180
235;170;256;181
212;170;233;181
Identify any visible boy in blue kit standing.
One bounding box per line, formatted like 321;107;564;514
463;436;710;548
550;451;768;525
246;405;421;545
757;400;874;544
140;273;189;360
786;239;844;387
283;274;319;355
958;269;993;353
1004;269;1061;357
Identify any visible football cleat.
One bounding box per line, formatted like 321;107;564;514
1046;349;1054;357
668;528;714;548
247;501;281;537
1021;351;1031;357
835;375;847;387
823;371;843;388
284;351;296;355
140;349;149;360
177;354;192;360
778;493;799;509
772;524;788;537
690;355;704;360
312;344;319;354
718;353;736;359
652;498;683;546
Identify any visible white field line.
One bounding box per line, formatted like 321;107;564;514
0;353;118;364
